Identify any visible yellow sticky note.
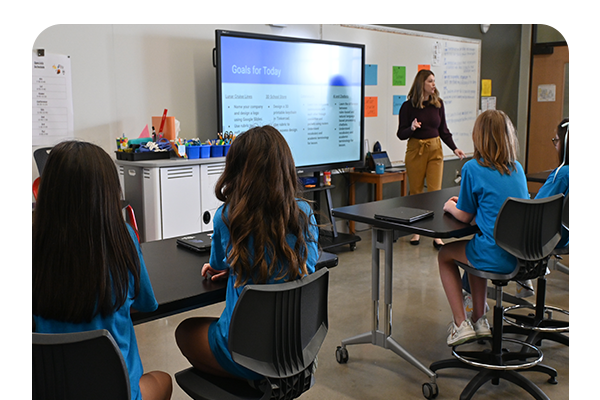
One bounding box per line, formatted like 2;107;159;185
481;79;492;97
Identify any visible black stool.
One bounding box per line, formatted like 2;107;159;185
428;195;564;400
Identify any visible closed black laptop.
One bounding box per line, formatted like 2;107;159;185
176;232;212;252
374;207;434;224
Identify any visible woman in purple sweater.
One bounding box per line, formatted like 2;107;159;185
397;69;465;248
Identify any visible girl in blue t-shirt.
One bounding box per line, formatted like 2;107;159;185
175;125;319;380
438;110;529;346
33;141;172;400
536;118;569;245
514;118;570;297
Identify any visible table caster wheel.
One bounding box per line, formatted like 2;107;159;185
335;346;348;364
422;382;438;399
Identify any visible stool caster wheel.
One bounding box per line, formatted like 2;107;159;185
349;243;356;251
548;376;558;385
336;346;348;364
422;382;438;399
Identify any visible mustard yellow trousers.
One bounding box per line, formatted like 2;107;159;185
405;137;443;195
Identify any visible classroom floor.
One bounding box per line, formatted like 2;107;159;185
135;229;570;400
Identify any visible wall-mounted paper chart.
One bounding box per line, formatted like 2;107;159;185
33;51;74;146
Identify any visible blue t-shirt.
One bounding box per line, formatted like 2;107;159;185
33;225;158;400
457;159;529;273
208;200;319;379
535;165;569;248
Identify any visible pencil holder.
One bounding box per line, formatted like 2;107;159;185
200;145;211;158
187;145;200;159
210;145;224;157
223;144;231;156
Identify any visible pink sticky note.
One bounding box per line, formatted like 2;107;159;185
139;124;150;138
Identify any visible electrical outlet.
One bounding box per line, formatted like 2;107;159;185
454;170;461;184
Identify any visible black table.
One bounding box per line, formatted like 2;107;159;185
332;187;479;391
133;236;338;325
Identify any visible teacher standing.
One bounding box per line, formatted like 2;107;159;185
397;69;465;248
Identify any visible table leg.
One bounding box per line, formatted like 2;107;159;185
375;182;384;201
348;176;356;235
338;227;437;381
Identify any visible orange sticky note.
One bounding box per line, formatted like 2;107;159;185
418;64;431;71
365;97;378;117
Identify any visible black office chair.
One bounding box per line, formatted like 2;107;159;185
34;147;52;176
428;194;564;400
504;193;569;347
176;267;329;400
548;192;569;275
33;329;130;400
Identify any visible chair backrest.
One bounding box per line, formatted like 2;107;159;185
34;147;52;176
562;192;569;231
32;329;131;400
494;194;564;262
228;268;329;380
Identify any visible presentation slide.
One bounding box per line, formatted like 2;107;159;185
219;35;364;169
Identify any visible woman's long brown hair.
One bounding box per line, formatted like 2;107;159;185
472;110;519;175
33;141;140;323
214;126;316;287
408;69;441;109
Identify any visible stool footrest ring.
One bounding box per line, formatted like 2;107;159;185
504;304;569;333
452;338;543;371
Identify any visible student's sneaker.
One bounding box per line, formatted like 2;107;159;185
472;315;492;339
447;319;477;346
463;292;490;320
463;292;474;320
516;280;535;298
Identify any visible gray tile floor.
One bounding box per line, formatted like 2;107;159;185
135;230;569;399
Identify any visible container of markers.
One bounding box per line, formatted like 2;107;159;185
200;145;211;158
187;145;200;159
210;145;224;158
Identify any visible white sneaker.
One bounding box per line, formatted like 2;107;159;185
463;292;490;320
472;315;492;339
447;319;477;346
516;280;535;298
463;292;474;320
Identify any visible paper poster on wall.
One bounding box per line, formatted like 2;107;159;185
481;96;496;111
418;64;431;71
392;95;407;115
365;96;378;117
537;84;556;102
365;64;378;85
392;66;406;86
32;51;74;146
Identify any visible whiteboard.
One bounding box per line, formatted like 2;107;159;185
323;24;480;164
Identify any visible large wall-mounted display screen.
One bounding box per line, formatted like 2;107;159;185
215;30;365;172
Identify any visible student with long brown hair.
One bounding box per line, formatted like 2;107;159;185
33;141;172;400
397;69;466;248
437;110;528;346
175;125;320;380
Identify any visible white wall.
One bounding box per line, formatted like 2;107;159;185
31;24;323;182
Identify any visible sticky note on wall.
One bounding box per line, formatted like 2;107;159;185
481;79;492;97
365;64;378;85
365;96;378;117
393;95;407;115
392;66;406;86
